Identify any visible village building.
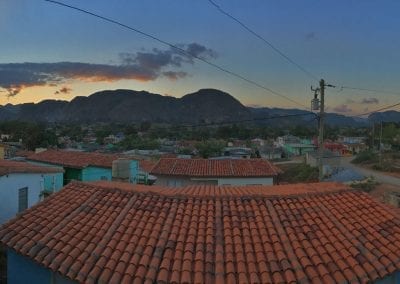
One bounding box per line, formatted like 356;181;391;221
26;150;139;185
150;158;281;186
0;160;63;224
306;149;342;177
1;181;400;283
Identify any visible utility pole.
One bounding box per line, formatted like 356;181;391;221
311;79;334;181
379;121;383;167
318;79;325;181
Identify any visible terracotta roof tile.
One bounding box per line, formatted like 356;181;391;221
27;149;121;169
0;159;63;176
150;158;282;177
1;181;400;283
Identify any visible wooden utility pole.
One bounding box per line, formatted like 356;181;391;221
318;79;325;182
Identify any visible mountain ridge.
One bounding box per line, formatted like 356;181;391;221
0;88;398;126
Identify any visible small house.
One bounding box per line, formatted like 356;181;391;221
150;158;282;186
0;160;63;224
27;150;138;185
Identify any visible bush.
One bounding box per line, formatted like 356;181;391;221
279;163;319;183
351;150;378;164
350;177;378;192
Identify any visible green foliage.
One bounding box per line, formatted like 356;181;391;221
350;177;378;192
351;150;378;164
118;135;160;150
278;163;319;183
196;140;225;158
0;121;57;150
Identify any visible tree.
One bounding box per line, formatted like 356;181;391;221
196;140;225;158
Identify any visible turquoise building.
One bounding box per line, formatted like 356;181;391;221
27;150;138;185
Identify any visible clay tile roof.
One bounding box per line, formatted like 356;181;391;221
0;159;63;176
150;158;282;177
1;181;400;283
27;150;120;169
138;160;157;173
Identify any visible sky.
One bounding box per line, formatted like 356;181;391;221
1;0;400;115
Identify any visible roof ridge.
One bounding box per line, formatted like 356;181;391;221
84;181;351;199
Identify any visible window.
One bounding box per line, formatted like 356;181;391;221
18;187;28;213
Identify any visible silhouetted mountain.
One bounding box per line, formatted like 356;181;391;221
0;89;397;126
0;89;251;124
369;110;400;123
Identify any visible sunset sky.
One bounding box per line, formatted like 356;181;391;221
1;0;400;115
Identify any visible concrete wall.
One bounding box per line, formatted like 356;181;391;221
154;175;274;187
155;175;201;187
0;173;47;224
216;177;273;186
7;249;76;284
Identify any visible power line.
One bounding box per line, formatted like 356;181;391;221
44;0;309;110
351;101;400;118
340;86;400;96
207;0;319;81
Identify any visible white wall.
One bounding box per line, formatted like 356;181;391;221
155;175;273;187
0;173;45;224
216;177;273;186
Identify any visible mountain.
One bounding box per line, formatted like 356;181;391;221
369;110;400;123
0;88;397;126
0;89;251;124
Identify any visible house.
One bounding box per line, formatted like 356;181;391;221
306;149;342;177
223;147;252;159
0;143;16;159
0;160;63;224
260;145;284;160
27;150;138;185
150;158;281;186
276;134;301;146
1;181;400;283
284;143;316;156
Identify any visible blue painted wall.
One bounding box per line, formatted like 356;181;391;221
7;249;76;284
81;166;112;181
43;173;63;192
377;272;400;284
8;249;50;284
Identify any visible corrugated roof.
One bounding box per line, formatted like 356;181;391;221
150;158;282;177
1;181;399;283
0;159;63;176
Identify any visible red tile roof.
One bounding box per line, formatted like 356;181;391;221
151;158;282;177
27;150;120;169
1;181;399;283
138;160;156;173
0;159;63;176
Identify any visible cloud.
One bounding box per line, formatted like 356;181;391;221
361;97;379;104
54;86;72;95
333;104;352;113
0;42;217;96
346;99;355;104
162;71;187;81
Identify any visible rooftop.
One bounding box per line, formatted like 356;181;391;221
150;158;282;177
27;150;120;169
0;159;63;176
1;181;399;283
